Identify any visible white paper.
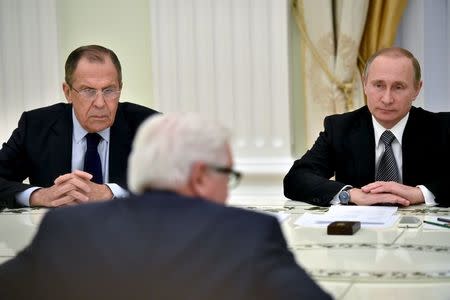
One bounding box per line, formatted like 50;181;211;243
294;206;399;228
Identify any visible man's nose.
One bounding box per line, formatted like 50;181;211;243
92;92;106;107
381;89;394;104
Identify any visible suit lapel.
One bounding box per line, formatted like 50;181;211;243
347;107;376;183
402;107;421;184
109;104;133;187
48;105;73;177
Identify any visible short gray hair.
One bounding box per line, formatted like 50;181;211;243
128;113;231;194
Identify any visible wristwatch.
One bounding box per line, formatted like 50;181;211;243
338;188;351;205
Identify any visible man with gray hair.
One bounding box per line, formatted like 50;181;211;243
0;113;330;300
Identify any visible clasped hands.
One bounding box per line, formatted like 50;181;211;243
349;181;425;206
30;170;113;207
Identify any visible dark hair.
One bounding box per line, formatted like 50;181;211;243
65;45;122;87
363;47;421;87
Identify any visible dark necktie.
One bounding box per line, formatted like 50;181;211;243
84;133;103;184
376;130;400;182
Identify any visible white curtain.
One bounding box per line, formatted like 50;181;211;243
293;0;369;146
151;0;293;204
0;0;60;142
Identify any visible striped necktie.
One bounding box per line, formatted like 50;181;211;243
376;130;399;182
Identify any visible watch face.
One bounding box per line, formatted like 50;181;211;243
339;190;350;204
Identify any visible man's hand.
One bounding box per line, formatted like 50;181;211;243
349;186;411;206
30;170;113;207
361;181;425;205
83;181;114;202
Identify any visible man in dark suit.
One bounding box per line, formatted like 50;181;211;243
284;47;450;207
0;113;330;300
0;45;158;208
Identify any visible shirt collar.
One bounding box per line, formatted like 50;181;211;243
72;109;110;143
372;113;409;147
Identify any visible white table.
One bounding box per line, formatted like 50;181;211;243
0;208;47;263
1;203;449;299
235;201;450;300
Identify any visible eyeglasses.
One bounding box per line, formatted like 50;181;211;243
208;165;242;189
71;86;121;101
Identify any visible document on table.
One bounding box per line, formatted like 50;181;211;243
294;206;399;228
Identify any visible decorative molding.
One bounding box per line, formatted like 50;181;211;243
309;268;450;282
291;243;450;281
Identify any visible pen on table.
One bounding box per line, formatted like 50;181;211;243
423;220;450;229
437;217;450;223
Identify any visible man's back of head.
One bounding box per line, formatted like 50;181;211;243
128;112;236;204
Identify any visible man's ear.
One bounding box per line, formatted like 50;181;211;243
412;80;423;100
63;82;72;103
362;76;368;96
188;162;209;198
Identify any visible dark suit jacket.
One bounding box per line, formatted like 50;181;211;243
284;106;450;207
0;102;158;208
0;191;330;300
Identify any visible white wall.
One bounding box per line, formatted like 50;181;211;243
396;0;450;112
56;0;153;108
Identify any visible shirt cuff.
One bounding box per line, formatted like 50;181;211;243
330;185;353;205
106;183;129;199
417;185;437;206
16;187;41;207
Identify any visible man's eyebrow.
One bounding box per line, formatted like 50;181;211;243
370;79;384;84
77;84;117;90
76;84;95;89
